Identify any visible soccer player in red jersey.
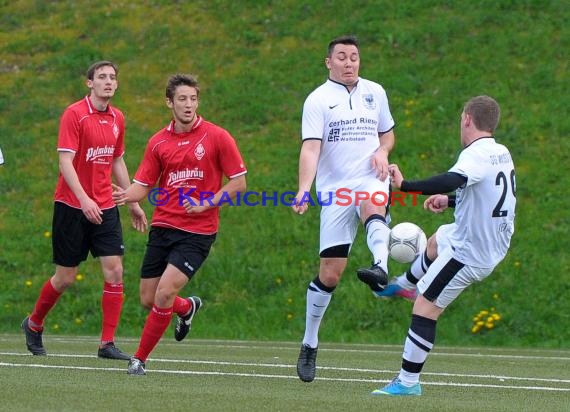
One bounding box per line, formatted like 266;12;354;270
112;74;247;375
21;61;147;359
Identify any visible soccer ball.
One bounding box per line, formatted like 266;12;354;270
388;222;427;263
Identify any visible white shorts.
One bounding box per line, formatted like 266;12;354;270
319;177;390;253
417;247;494;309
435;223;456;254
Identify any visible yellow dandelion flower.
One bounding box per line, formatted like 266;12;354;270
25;280;33;287
75;318;82;325
479;310;489;316
287;313;293;320
476;321;484;327
514;261;520;267
44;231;51;238
492;313;501;321
471;326;480;333
53;324;60;330
493;293;499;299
420;153;427;160
487;316;494;323
276;277;282;285
287;298;293;304
485;322;495;329
75;274;84;281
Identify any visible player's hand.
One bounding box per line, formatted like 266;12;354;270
292;191;309;215
388;164;404;189
112;183;128;206
424;194;448;213
79;196;103;224
128;203;148;232
182;198;209;214
371;149;389;182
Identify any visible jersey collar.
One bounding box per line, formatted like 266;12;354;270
166;115;203;133
327;77;360;92
84;96;116;118
463;135;495;149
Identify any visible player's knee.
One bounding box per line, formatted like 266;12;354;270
52;269;77;291
426;235;438;260
102;264;123;284
154;286;178;308
53;277;74;292
139;294;154;310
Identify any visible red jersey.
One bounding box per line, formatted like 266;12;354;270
134;116;247;234
54;96;125;209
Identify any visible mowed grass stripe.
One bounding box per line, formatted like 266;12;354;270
1;361;568;393
2;335;570;412
1;351;570;384
2;334;568;360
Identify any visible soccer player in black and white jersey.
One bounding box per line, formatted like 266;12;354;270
292;35;397;382
366;95;516;396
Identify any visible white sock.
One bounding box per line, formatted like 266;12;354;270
396;251;431;289
398;315;436;386
365;218;390;273
302;282;332;348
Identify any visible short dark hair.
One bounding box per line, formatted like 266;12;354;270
166;74;200;100
86;61;118;80
464;95;501;133
327;35;359;56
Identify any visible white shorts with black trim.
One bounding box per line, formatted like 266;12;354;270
418;243;495;309
318;177;390;254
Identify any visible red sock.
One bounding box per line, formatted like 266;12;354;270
29;279;62;329
100;282;124;343
172;296;191;317
134;305;173;362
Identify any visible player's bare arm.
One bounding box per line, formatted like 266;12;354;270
59;151;103;224
111;157;148;232
372;129;395;181
293;139;320;215
112;182;150;204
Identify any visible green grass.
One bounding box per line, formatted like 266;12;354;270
1;334;569;411
1;0;569;348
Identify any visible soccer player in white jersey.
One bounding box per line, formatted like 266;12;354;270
291;35;397;382
366;95;516;396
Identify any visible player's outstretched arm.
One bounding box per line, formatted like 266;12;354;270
292;140;320;215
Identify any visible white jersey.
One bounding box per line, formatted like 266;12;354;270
448;137;516;267
302;78;395;193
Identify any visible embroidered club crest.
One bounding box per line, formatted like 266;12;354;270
194;143;205;160
362;94;376;110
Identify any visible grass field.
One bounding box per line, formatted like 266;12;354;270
1;0;569;347
1;334;568;412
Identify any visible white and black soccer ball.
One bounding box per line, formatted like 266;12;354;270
388;222;427;263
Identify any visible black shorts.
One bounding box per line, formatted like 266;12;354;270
52;202;124;267
140;227;216;280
